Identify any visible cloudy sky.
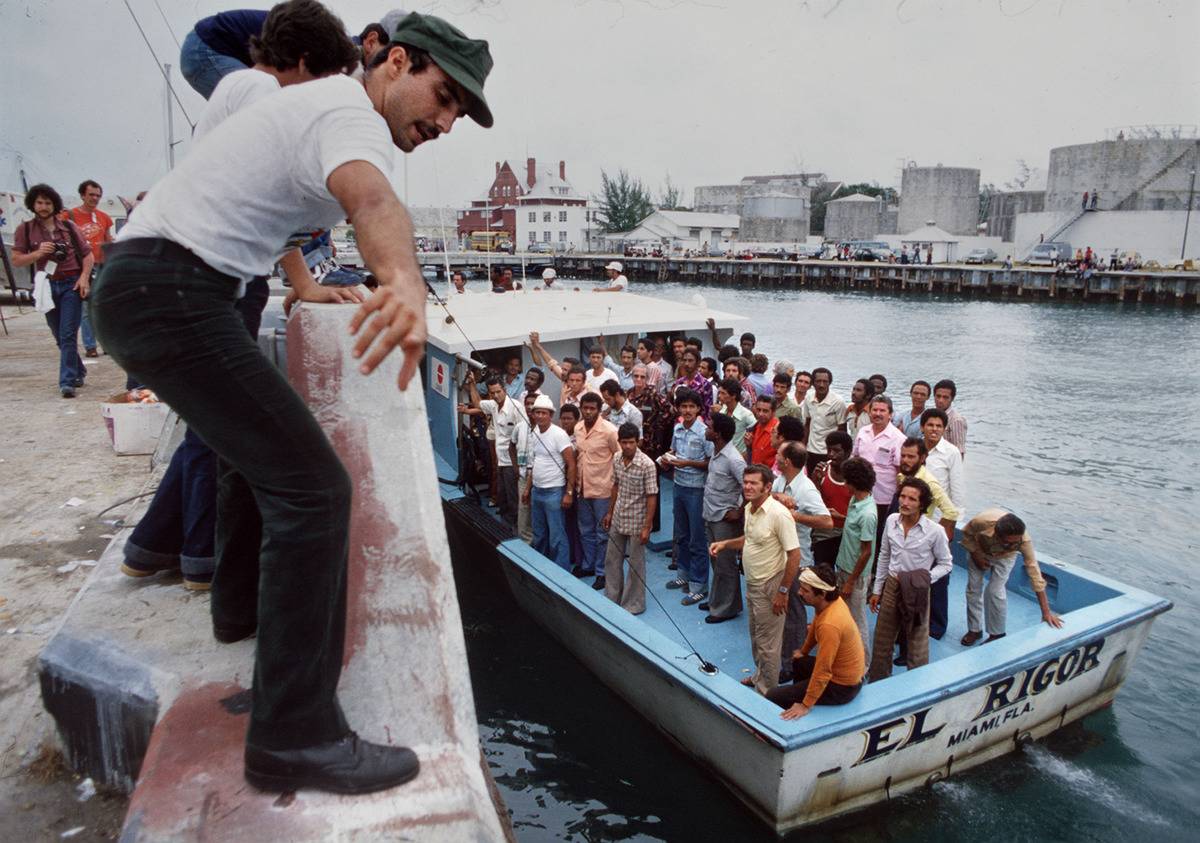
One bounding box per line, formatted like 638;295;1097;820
2;0;1196;209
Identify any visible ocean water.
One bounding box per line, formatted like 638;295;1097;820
457;281;1200;841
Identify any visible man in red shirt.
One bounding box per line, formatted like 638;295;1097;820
745;395;779;468
62;180;113;356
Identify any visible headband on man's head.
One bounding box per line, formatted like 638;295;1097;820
798;567;836;592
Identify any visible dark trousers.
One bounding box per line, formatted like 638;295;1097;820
766;655;862;709
46;277;84;390
812;536;841;567
779;570;809;683
496;465;519;525
92;243;350;751
125;279;269;580
874;503;889;562
705;519;742;619
929;567;949;640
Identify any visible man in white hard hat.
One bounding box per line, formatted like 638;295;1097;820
593;260;629;292
539;267;563;291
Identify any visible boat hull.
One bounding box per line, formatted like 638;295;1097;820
443;494;1167;834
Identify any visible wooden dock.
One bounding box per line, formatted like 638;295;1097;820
417;252;1200;305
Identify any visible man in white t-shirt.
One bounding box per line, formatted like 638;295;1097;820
522;395;577;570
583;345;620;393
459;373;526;525
193;3;366;318
92;11;495;797
593;260;629;292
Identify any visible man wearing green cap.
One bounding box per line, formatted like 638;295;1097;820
91;11;494;796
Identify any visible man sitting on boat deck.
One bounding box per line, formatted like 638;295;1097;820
600;423;659;614
767;565;866;718
960;509;1063;645
708;464;802;695
868;478;953;681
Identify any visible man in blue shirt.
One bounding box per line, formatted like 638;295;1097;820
892;380;930;438
659;389;713;600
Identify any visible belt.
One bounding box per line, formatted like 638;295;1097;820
105;238;269;286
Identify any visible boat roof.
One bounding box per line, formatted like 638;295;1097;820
425;289;750;355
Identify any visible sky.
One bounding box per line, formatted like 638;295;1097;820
2;0;1197;209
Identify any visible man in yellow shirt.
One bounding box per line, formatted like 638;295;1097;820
767;565;865;719
709;464;800;694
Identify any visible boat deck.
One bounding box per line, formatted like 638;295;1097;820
477;476;1046;683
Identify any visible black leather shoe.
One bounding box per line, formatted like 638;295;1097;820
704;614;736;624
893;655;907;666
245;732;420;795
214;622;257;644
698;602;710;611
591;576;606;590
570;565;589;578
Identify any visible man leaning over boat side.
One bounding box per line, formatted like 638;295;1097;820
708;464;802;695
960;509;1063;646
767;565;866;719
868;478;952;682
90;11;495;795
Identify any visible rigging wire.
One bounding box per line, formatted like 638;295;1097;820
122;0;197;130
152;0;181;48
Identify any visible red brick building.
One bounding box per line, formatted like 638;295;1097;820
456;158;585;247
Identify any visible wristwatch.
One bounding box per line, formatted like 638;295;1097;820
777;586;790;595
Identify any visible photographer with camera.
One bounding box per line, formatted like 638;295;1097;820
11;184;94;398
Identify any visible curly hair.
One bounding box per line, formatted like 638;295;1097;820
249;0;360;77
24;183;63;215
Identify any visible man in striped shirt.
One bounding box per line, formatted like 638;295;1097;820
934;379;968;457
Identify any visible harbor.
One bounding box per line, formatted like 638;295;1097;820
417;252;1200;305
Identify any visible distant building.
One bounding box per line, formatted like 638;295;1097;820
615;210;740;251
985;190;1045;243
694;173;823;216
898;164;980;236
825;193;894;241
456;158;591;249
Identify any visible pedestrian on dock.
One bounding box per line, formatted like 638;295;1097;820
92;10;496;794
661;389;713;600
11;184;93;398
701;413;746;620
1090;190;1099;210
1082;191;1089;210
601;423;658;614
960;509;1063;645
932;378;967;457
924;245;932;265
708;464;802;695
867;478;952;681
767;564;866;718
62;180;113;358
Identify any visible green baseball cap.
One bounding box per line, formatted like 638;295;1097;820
391;12;494;128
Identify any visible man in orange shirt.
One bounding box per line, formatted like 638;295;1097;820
62;180;113;357
745;395;779;468
574;392;620;589
767;564;865;718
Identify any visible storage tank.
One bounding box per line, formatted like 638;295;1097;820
740;192;810;242
825;193;885;241
898;165;980;236
1045;137;1200;211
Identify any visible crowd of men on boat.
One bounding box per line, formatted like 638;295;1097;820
459;330;1064;719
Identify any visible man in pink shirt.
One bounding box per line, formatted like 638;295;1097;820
574;392;620;589
851;395;906;559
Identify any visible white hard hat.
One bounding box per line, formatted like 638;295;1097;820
542;268;557;280
605;261;623;272
532;395;555;411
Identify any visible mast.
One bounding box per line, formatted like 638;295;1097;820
164;62;175;169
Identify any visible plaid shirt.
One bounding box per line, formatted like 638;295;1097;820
611;449;659;535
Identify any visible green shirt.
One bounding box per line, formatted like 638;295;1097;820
775;396;804;420
835;495;877;574
715;401;756;456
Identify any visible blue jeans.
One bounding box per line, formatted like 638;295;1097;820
45;277;84;389
180;30;247;99
80;300;97;351
125;427;217;577
673;484;708;592
531;485;570;570
576;497;611;576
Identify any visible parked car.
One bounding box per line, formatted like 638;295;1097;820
527;242;552;254
964;248;998;264
1026;241;1072;266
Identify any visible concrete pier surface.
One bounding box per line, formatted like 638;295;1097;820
3;294;511;841
0;298;143;841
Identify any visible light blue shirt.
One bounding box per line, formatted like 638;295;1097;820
603;355;636;392
892;407;925;439
670;420;714;488
770;471;830;566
